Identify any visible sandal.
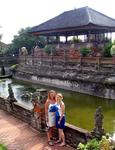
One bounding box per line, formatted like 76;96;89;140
54;140;61;144
51;137;57;140
48;141;54;146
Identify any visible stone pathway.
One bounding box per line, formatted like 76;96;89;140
0;109;74;150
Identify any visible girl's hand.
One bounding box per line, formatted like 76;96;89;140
58;119;61;124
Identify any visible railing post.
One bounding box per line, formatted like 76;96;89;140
51;48;53;67
32;55;34;66
64;48;66;66
112;56;115;64
79;56;82;69
40;49;42;66
96;57;100;70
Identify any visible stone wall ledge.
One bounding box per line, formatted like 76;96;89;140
13;102;32;111
16;68;115;85
65;122;89;135
13;71;115;100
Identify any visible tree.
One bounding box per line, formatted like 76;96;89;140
6;27;46;55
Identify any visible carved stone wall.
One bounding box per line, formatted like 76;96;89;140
14;64;115;100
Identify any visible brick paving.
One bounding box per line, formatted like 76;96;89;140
0;109;74;150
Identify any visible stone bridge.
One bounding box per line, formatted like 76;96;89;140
0;56;18;67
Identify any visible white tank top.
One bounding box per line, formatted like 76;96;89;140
48;103;56;127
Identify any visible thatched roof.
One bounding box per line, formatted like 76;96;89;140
29;6;115;36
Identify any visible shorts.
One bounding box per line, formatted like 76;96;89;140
56;115;65;129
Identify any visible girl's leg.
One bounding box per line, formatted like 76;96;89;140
47;127;54;146
59;129;61;141
54;129;62;143
59;129;65;146
47;127;53;141
47;128;51;142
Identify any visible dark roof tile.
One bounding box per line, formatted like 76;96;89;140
29;6;115;34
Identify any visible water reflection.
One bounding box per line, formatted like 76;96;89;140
0;79;115;135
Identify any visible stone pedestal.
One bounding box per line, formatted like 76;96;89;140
5;99;12;112
31;89;47;131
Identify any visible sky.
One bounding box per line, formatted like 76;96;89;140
0;0;115;44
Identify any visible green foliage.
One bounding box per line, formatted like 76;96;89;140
80;47;91;57
0;42;8;55
77;139;100;150
0;34;2;40
110;45;115;56
103;43;112;57
0;143;7;150
72;36;82;43
44;44;56;55
5;27;46;55
10;64;19;74
77;136;115;150
10;64;19;72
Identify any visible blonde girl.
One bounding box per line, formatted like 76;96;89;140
55;93;65;146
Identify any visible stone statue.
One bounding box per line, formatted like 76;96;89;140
20;47;28;56
7;84;15;99
21;91;32;101
7;84;17;111
31;89;47;131
1;66;5;75
94;106;103;128
91;106;105;139
7;84;17;102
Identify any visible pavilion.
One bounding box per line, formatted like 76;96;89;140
29;6;115;57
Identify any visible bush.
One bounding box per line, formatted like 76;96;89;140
72;37;82;43
0;143;7;150
77;139;100;150
44;45;56;55
110;45;115;56
103;43;112;57
10;64;18;69
10;64;19;73
77;136;115;150
80;47;91;57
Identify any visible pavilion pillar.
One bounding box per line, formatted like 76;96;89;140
46;36;49;44
84;35;85;42
56;35;60;43
88;31;91;42
64;48;66;66
65;35;68;43
110;31;112;41
51;47;53;67
106;32;108;40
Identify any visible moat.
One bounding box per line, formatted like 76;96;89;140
0;78;115;135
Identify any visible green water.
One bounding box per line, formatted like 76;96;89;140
0;78;115;134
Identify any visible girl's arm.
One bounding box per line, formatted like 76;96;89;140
59;102;65;121
45;99;49;121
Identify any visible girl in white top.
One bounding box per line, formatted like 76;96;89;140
45;90;56;146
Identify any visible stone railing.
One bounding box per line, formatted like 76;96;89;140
0;96;90;148
19;55;115;68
